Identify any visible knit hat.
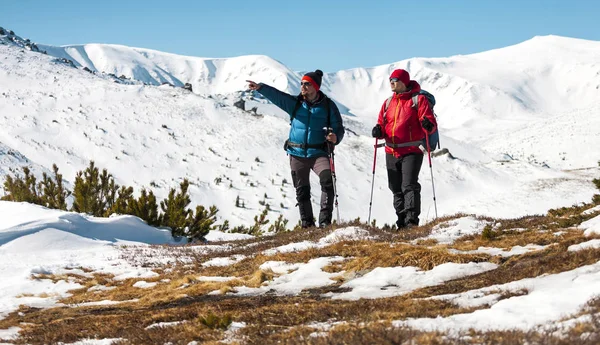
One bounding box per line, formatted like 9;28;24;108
389;69;410;86
302;69;324;91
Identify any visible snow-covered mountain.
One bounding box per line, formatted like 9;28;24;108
1;26;599;228
37;34;600;168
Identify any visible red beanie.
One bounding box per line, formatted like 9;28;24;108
390;69;410;86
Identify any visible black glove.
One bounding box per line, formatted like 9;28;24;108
372;124;383;138
421;117;434;132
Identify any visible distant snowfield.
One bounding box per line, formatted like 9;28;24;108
39;35;600;169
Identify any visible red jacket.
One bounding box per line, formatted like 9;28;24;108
377;80;437;157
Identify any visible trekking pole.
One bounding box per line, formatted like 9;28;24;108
324;128;340;224
425;134;438;218
367;138;379;225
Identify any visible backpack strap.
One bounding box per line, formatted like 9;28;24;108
412;94;419;109
325;95;331;130
384;96;393;112
290;98;302;124
382;96;393;126
290;94;333;128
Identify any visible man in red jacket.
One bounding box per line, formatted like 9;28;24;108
371;69;437;229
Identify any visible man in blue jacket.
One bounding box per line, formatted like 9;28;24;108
247;70;345;228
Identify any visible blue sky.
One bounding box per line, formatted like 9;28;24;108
2;0;599;72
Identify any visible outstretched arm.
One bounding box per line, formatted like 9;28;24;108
246;80;299;116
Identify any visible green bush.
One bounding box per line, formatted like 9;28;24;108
229;209;270;237
216;220;230;232
248;208;269;236
187;205;218;241
158;179;217;241
268;214;289;233
481;224;498;240
39;164;69;210
593;178;600;191
71;161;118;216
2;162;217;240
109;186;134;215
2;165;69;210
198;311;232;330
128;189;159;226
2;167;42;204
158;179;193;237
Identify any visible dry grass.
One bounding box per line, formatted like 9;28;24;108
338;243;492;272
409;245;600;299
2;202;600;344
451;227;585;251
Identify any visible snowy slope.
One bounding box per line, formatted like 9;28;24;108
1;28;599;229
40;35;600;170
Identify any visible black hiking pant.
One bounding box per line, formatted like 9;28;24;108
386;153;423;227
290;155;334;228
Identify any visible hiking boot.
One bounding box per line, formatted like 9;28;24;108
405;221;419;229
318;221;331;229
395;219;406;229
301;220;316;229
318;211;332;229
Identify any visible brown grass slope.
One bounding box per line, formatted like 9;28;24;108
1;200;599;344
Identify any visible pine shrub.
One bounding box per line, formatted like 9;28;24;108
2;167;41;204
71;161;118;216
217;220;230;232
38;164;69;210
229;209;270;237
127;189;159;226
159;179;193;237
3;164;69;210
2;162;218;240
268;214;289;233
108;186;134;215
187;205;218;241
158;179;217;241
198;311;232;330
481;224;498;240
249;208;269;236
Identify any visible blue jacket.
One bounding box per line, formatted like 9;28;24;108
257;83;345;158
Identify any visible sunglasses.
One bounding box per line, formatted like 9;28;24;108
300;81;312;87
389;78;399;83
